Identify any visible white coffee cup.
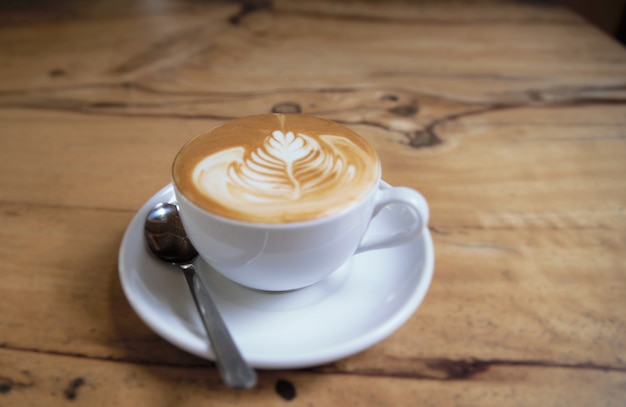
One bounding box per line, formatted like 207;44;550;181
172;114;429;291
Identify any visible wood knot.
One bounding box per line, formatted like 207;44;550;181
271;102;302;114
64;377;85;400
275;379;296;400
408;128;441;148
49;68;67;78
229;0;273;25
388;104;419;116
0;378;12;394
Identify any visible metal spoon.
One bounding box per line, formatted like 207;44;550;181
144;202;257;389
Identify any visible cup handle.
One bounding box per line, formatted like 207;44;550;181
355;186;429;254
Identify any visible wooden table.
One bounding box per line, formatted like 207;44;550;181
1;1;625;405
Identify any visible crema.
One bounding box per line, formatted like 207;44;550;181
172;114;380;223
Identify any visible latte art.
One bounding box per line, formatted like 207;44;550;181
197;130;357;203
229;130;352;202
173;114;380;223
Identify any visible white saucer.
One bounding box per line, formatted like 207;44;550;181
118;183;434;369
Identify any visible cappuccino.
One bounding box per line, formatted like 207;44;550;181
173;114;380;223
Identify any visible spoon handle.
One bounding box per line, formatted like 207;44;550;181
180;263;257;389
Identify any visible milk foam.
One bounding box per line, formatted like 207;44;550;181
173;114;380;223
192;129;373;222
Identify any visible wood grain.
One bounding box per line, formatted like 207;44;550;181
0;348;624;406
0;0;625;405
